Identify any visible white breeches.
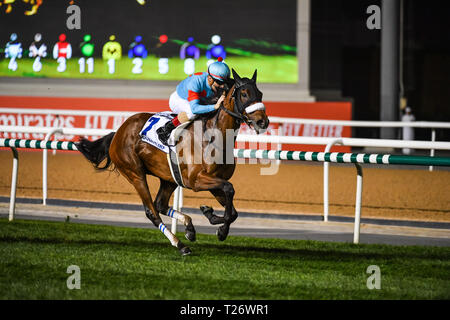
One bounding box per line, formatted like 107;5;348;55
169;91;194;119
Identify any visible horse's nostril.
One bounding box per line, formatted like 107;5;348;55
257;119;268;129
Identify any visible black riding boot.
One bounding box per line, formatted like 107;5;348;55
157;121;176;145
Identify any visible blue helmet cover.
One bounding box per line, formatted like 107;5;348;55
208;60;230;82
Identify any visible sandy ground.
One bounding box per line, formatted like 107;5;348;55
0;150;449;222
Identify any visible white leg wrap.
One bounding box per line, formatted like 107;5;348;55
158;223;179;247
166;208;186;224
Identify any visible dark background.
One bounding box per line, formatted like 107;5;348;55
1;0;449;140
311;0;450;140
0;0;297;57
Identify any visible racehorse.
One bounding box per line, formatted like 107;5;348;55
76;69;269;255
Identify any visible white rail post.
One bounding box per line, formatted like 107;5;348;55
42;147;48;205
9;147;19;221
323;139;343;222
171;187;181;234
429;129;436;172
353;163;363;244
42;128;63;205
178;187;184;212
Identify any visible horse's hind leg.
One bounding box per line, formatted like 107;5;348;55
155;179;196;242
117;166;191;255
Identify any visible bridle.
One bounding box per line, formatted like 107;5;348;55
219;80;265;128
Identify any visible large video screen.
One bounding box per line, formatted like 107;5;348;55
0;0;297;83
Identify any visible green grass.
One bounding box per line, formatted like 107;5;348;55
0;218;449;300
0;55;298;83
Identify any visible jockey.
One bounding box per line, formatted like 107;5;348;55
157;58;230;145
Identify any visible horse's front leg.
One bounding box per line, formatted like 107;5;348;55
209;188;238;225
200;205;226;225
194;172;235;241
211;190;238;241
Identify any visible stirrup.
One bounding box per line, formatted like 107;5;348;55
158;132;171;145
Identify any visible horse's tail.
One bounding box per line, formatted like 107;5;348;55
76;132;115;171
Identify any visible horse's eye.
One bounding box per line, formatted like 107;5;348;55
241;92;247;98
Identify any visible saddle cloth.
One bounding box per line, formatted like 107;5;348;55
139;112;177;154
139;112;187;187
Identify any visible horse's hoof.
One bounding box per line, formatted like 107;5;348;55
185;223;196;242
185;230;196;242
180;246;192;256
200;205;214;215
177;241;192;255
216;225;229;241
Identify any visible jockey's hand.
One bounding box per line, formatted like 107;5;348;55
214;93;226;110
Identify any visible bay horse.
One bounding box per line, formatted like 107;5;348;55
76;69;269;255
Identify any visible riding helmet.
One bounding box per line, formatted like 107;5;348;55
208;57;230;82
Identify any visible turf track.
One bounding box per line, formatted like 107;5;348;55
0;219;449;300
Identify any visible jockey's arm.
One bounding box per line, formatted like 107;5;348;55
183;74;220;115
186;78;215;114
188;96;216;114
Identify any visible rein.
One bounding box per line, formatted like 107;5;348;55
219;104;248;125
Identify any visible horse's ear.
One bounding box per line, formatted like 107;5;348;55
251;69;257;82
232;68;242;85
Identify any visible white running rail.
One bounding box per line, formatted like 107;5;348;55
1;119;449;234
